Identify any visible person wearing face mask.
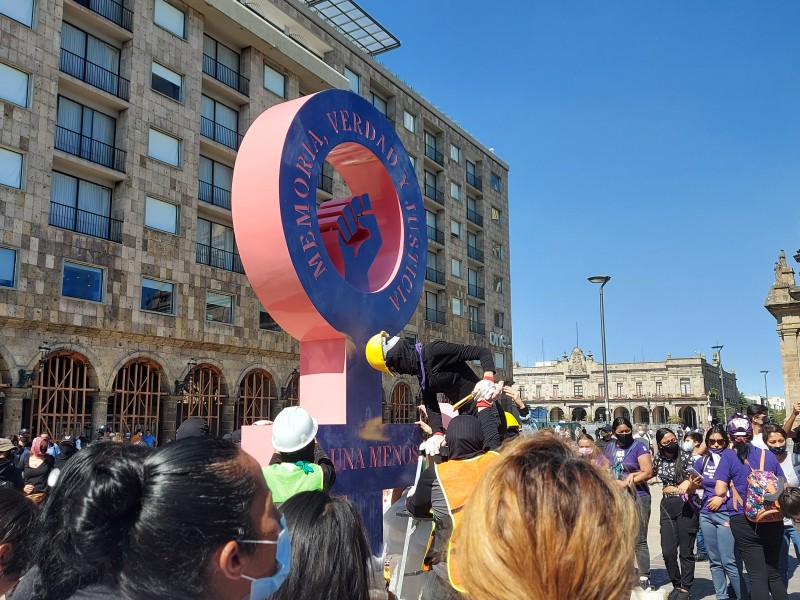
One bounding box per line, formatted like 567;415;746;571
682;432;708;562
633;424;652;453
22;438;53;505
693;425;747;600
652;428;698;600
0;439;23;492
759;424;800;588
576;433;606;466
595;425;613;452
602;417;653;589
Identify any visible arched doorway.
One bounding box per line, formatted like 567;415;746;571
235;370;277;429
390;382;415;423
550;407;564;422
283;371;300;408
176;364;226;437
29;351;94;438
633;406;649;424
108;359;163;436
571;407;587;421
613;406;630;420
680;406;698;429
652;406;669;424
595;407;607;422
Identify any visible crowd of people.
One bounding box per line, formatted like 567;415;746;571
3;352;800;600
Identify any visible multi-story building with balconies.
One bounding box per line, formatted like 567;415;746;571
0;0;511;440
513;347;738;428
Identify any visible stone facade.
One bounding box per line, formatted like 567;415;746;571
513;347;739;428
765;250;800;412
0;0;511;439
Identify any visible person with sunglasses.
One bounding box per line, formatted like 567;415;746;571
693;425;748;600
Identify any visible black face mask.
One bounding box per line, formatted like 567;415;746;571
0;456;12;470
616;433;633;446
662;442;679;455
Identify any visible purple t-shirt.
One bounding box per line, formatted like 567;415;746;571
604;440;651;497
713;445;782;517
694;451;731;514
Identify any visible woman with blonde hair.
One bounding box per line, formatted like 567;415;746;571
454;433;637;600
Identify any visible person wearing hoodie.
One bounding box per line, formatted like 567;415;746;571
365;333;503;455
406;415;499;600
53;436;78;471
0;438;23;491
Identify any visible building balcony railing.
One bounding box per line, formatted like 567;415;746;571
424;183;444;205
196;242;245;273
49;201;123;242
60;49;130;101
467;245;484;263
317;172;333;194
468;283;485;300
424;307;446;325
198;180;231;210
466;172;483;191
72;0;133;31
200;116;243;150
425;267;445;285
202;54;250;96
426;225;444;245
424;143;444;166
466;207;484;227
469;319;486;335
55;125;126;172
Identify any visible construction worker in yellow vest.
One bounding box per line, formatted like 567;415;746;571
263;406;336;504
405;415;499;599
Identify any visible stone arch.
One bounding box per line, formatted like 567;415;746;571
613;406;630;420
571;407;587;421
176;363;227;437
550;407;564;422
108;357;165;435
680;406;698;429
595;407;608;422
633;406;650;424
106;350;175;394
653;406;669;424
390;381;415;423
235;368;278;428
0;341;15;386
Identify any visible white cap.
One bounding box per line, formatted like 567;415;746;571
272;406;319;453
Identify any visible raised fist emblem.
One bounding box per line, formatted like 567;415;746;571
318;193;382;290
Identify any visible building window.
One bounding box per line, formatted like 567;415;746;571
599;383;605;397
616;382;624;397
0;247;17;288
0;0;34;27
495;352;505;370
494;311;504;329
196;218;241;272
425;291;443;323
141;277;174;314
61;23;123;99
154;0;185;38
370;92;387;116
635;382;643;396
655;381;663;396
451;258;461;278
450;182;461;201
263;64;285;97
493;277;504;294
200;94;240;149
62;261;104;302
56;97;120;170
344;67;360;94
50;172;116;241
258;302;282;332
206;291;234;323
403;110;416;132
0;147;23;189
535;384;542;399
450;144;460;163
452;297;463;316
203;35;245;94
492;241;503;259
151;61;182;101
490;172;501;191
148;128;180;167
552;384;559;399
199;155;233;209
491;206;501;223
450;219;461;238
680;378;691;395
145;196;178;234
574;382;583;397
390;382;415;424
0;63;29;107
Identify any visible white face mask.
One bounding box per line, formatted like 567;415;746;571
240;515;292;599
681;441;693;453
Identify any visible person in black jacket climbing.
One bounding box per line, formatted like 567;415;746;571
366;332;504;455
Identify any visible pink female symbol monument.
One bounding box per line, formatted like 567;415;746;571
232;89;425;549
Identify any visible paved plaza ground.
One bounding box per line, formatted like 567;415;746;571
645;484;800;599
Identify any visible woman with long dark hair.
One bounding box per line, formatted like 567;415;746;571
602;416;653;588
714;414;787;600
652;427;697;600
0;489;37;598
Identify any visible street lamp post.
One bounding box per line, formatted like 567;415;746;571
588;276;611;424
760;370;769;404
711;345;726;422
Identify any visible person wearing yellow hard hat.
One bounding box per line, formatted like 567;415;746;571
365;332;504;456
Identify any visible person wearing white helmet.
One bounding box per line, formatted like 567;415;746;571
264;406;336;505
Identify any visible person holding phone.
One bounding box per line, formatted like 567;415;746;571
652;428;698;600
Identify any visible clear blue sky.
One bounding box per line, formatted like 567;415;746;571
367;1;800;398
